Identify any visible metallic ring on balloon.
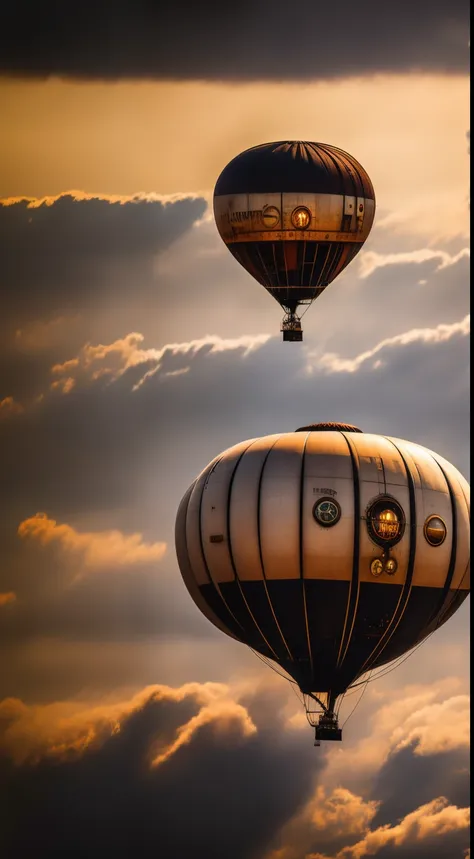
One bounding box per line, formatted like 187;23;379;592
366;496;406;548
424;514;447;546
370;558;384;577
313;497;342;527
384;557;398;575
291;206;312;230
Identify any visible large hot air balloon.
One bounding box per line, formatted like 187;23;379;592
175;423;470;743
213;142;376;341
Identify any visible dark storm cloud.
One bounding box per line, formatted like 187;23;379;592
0;194;206;399
0;0;469;80
371;742;470;828
0;194;206;320
0;684;320;859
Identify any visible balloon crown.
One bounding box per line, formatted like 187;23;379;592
294;422;363;433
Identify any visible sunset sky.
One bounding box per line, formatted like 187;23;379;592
0;3;470;857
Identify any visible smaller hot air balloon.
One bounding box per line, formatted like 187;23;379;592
175;423;470;743
214;141;376;341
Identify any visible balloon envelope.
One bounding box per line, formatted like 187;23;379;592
175;423;470;712
213;142;376;334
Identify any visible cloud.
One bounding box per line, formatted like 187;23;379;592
308;797;469;858
358;247;470;279
0;681;234;764
17;513;167;573
0;193;207;329
0;681;321;859
310;788;380;837
0;2;468;79
49;331;271;390
322;681;470;791
388;694;470;757
314;315;470;374
0;192;207;403
0;592;16;607
0;396;23;418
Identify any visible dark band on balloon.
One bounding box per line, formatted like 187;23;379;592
299;431;314;676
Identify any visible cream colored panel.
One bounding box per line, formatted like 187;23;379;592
214;193;374;242
378;436;416;487
229;434;282;582
304;431;354;478
387;440;449;590
201;440;254;585
302;432;354;581
431;455;470;591
400;441;449;492
450;488;470;590
349;435;410;586
175;485;238;640
348;433;386;489
185;460;219;586
260;433;306;580
282;193;342;232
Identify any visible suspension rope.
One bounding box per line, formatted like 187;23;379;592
341;671;372;729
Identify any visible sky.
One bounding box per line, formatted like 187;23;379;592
0;4;470;858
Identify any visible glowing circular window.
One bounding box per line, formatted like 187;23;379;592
424;515;447;547
291;206;311;230
366;497;405;547
313;497;341;527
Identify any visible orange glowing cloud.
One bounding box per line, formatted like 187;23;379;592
50;331;271;391
0;591;16;607
0;682;254;766
0;396;24;418
309;788;380;837
308;797;470;858
17;512;167;571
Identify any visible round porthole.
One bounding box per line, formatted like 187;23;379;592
366;496;405;548
424;515;447;547
313;497;341;527
291;206;311;230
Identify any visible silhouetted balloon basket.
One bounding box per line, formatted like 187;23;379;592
314;715;342;743
281;312;303;342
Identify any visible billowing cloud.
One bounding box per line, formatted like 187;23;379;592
0;681;238;764
0;193;207;328
308;797;470;859
0;681;320;859
309;788;380;837
389;694;470;757
49;331;271;390
0;2;468;79
0;592;16;607
17;513;167;573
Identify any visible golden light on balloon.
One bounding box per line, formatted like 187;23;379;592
175;422;470;745
213;141;376;341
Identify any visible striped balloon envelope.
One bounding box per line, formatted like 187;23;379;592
175;423;470;742
213;142;376;340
